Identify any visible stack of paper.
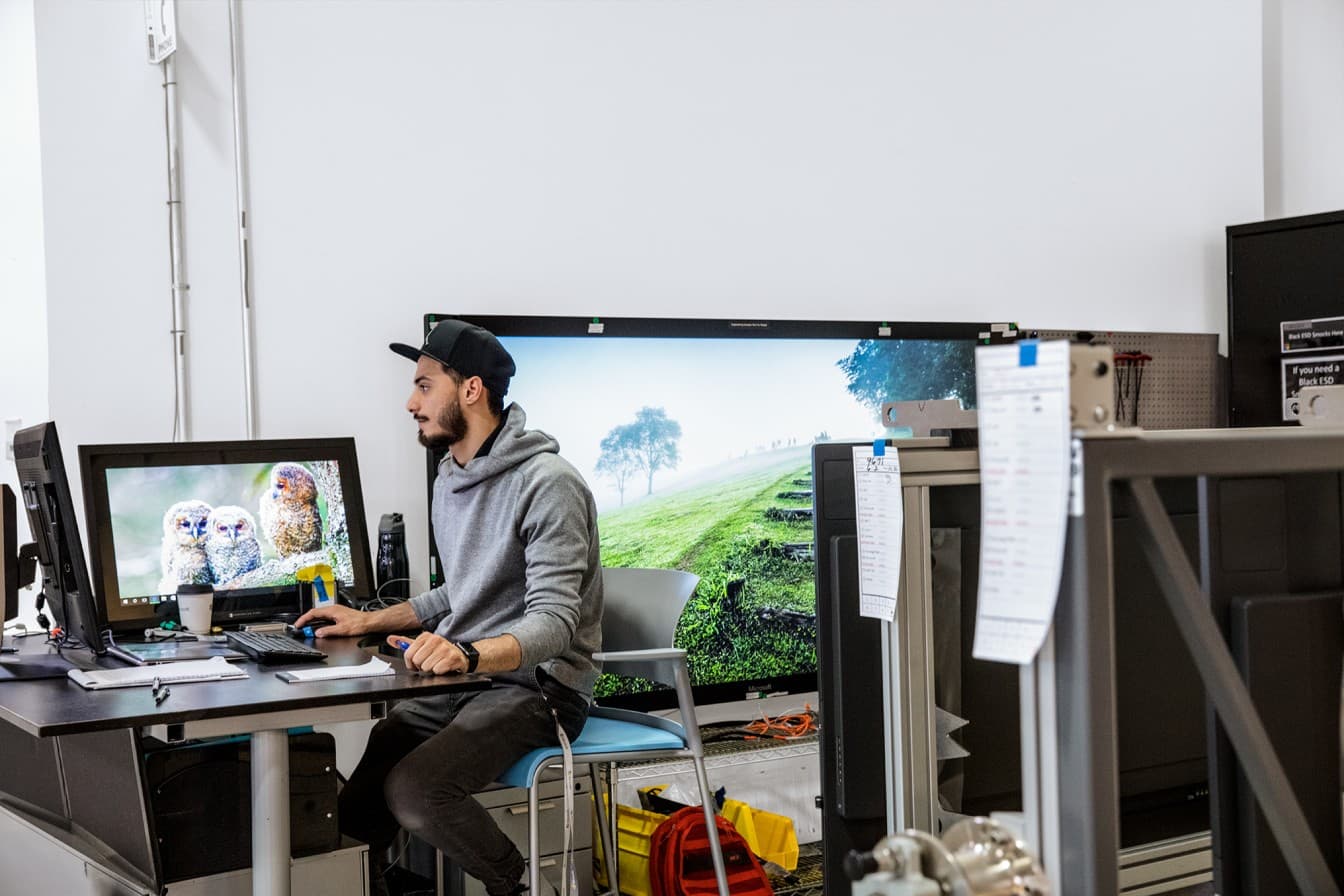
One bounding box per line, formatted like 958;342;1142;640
70;656;248;690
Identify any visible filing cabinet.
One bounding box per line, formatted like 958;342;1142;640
442;776;593;896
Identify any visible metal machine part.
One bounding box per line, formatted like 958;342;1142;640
1295;384;1344;426
847;817;1050;896
882;399;978;438
1068;343;1116;431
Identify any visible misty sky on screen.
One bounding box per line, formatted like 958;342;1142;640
502;337;883;510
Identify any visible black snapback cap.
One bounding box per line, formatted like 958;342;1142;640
390;319;517;397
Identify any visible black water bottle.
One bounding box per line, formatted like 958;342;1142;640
376;513;410;600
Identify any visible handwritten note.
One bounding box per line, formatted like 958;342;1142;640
972;341;1070;663
853;444;903;621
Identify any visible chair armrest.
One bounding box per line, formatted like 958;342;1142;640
593;648;686;663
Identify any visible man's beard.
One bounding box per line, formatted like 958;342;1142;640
417;399;468;451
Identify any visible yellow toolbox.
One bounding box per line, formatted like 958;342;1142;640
593;790;800;894
593;800;665;896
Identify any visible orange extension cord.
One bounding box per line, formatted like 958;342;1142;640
741;705;819;741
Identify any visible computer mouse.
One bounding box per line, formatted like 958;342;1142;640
286;620;334;640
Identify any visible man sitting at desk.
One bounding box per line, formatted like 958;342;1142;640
297;319;603;896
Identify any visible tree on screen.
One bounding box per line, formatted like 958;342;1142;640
595;429;641;506
837;339;976;415
599;407;682;498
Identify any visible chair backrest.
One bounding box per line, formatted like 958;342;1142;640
599;567;699;684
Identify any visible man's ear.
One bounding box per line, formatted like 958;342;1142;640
462;375;484;405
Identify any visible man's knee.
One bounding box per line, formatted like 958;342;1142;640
383;755;469;834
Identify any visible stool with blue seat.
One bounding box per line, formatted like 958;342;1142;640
501;567;730;896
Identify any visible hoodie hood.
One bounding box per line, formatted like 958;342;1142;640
442;404;559;492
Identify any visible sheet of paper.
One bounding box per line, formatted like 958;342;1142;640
852;444;903;622
972;341;1071;663
277;656;395;683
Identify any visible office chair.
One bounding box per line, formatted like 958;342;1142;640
497;566;730;896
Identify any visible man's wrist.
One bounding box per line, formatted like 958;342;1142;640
371;601;421;635
454;640;480;673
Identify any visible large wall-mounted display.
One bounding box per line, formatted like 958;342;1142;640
422;314;987;710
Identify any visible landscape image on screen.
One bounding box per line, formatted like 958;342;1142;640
499;335;975;698
105;459;355;604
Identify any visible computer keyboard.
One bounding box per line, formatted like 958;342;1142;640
225;630;327;664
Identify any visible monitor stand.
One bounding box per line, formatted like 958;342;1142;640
0;656;74;680
0;587;76;681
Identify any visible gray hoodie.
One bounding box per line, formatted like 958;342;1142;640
408;404;603;697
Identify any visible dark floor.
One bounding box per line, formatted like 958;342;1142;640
769;842;823;896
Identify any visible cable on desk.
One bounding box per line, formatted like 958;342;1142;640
47;629;89;652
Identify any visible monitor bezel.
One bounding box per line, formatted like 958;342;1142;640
79;436;375;635
425;313;992;710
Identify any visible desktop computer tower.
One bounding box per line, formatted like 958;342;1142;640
144;731;340;882
1227;591;1344;894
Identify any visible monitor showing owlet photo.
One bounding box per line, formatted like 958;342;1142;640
80;437;374;633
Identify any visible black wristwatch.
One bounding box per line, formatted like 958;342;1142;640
455;641;480;673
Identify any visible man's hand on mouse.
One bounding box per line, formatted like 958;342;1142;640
294;603;367;637
390;632;469;675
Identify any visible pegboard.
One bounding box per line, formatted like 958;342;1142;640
1032;330;1221;430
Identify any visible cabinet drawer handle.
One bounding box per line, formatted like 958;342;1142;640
507;802;558;815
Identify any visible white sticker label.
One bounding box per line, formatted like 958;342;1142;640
1281;316;1344;353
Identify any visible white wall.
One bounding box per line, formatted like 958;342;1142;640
29;0;1266;595
0;0;48;627
1263;0;1344;216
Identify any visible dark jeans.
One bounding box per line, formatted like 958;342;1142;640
340;677;589;895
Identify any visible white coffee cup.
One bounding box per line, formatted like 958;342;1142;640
177;583;215;634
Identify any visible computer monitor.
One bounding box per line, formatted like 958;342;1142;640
79;437;375;634
8;422;107;674
426;314;985;710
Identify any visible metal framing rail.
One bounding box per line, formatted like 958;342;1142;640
1043;427;1344;896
